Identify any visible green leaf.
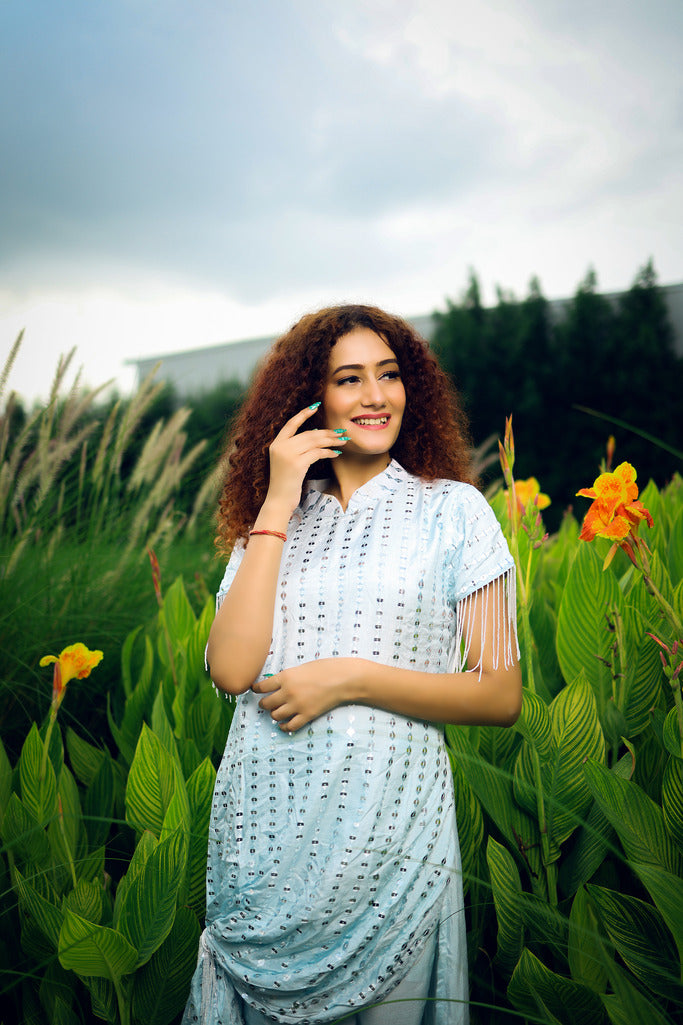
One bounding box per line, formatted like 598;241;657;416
662;755;683;852
84;977;117;1023
20;722;58;826
486;836;523;976
185;757;216;914
83;753;116;851
108;635;156;765
125;723;177;836
513;690;553;762
186;687;221;760
65;728;106;787
587;883;682;1001
0;734;12;822
601;963;673;1025
64;878;103;925
48;767;83;883
583;759;682;874
117;826;187;968
507;947;604;1025
14;867;63;950
1;792;50;866
662;707;683;761
150;686;180;762
621;623;665;738
131;905;201;1025
558;752;634;897
113;830;157;928
529;595;564;697
121;624;145;700
567;886;608;993
186;597;214;688
667;507;683;585
161;577;196;647
556;542;620;702
59;908;137;981
448;752;484;898
630;861;683;965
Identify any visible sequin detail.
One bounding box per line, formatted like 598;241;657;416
184;461;515;1025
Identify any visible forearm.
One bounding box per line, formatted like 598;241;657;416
351;659;522;727
207;502;291;693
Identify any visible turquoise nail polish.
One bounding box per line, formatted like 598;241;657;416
332;449;342;455
339;435;351;442
308;401;321;410
334;428;346;434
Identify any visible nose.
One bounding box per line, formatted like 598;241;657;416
360;376;386;407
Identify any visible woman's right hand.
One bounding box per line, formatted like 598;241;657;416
261;403;346;518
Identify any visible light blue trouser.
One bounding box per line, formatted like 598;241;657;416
243;930;437;1025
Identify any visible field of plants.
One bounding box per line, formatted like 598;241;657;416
1;331;682;1025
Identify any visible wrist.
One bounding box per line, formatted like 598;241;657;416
254;499;294;532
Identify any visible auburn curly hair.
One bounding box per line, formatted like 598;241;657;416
216;304;476;552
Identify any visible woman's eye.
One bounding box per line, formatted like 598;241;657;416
337;375;360;386
381;370;401;380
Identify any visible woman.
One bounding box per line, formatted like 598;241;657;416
183;305;521;1025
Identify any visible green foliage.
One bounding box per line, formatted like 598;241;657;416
432;261;683;527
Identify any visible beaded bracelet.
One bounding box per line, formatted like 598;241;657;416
249;529;287;542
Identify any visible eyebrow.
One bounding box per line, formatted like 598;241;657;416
331;358;399;375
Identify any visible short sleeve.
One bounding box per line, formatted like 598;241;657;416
445;485;514;606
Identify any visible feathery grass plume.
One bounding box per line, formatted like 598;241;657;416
187;457;225;536
0;330;24;404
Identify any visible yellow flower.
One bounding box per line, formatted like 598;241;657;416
506;477;551;517
40;643;103;707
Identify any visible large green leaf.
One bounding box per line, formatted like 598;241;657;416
668;507;683;585
556;542;620;700
125;723;177;836
620;622;666;738
630;861;683;966
83;753;115;851
59;908;137;981
65;728;106;787
583;759;682;874
117;826;187;968
14;867;63;950
513;690;553;762
113;830;157;928
602;965;673;1025
448;752;484;897
0;734;12;822
567;885;607;994
131;906;201;1025
160;577;196;652
186;597;214;688
507;947;604;1025
107;636;156;765
48;766;83;893
19;722;57;826
185;758;215;914
1;792;50;866
587;883;682;1001
64;879;103;925
662;755;683;853
151;686;180;763
486;836;523;977
558;752;633;897
186;687;221;761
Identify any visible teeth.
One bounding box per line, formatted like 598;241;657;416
354;417;388;425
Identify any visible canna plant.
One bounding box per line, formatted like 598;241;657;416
0;558;233;1025
446;424;683;1025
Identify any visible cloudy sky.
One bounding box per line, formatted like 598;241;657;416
2;0;682;403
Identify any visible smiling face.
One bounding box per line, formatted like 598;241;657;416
322;327;406;461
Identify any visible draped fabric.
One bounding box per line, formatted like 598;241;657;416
183;461;517;1025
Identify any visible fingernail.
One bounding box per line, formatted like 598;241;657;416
332;449;342;456
334;428;346;434
339;435;350;442
309;401;321;410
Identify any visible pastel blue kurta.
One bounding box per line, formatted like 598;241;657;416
183;461;516;1025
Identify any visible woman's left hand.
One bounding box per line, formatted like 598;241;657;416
251;659;359;732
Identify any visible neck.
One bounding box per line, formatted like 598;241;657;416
326;454;391;510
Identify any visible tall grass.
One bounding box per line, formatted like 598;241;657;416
0;335;224;759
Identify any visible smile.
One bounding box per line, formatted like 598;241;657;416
351;416;390;427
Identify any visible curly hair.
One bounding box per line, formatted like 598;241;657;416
216;304;476;552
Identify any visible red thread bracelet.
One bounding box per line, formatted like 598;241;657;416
249;529;287;542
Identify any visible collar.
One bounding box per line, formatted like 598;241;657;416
302;459;412;513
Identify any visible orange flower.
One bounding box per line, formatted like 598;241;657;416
576;462;653;562
40;643;103;708
512;477;551;514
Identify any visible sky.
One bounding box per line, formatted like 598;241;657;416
1;0;682;404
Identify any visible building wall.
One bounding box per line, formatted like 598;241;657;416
127;286;683;398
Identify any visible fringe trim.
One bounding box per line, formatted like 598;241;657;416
453;566;519;679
